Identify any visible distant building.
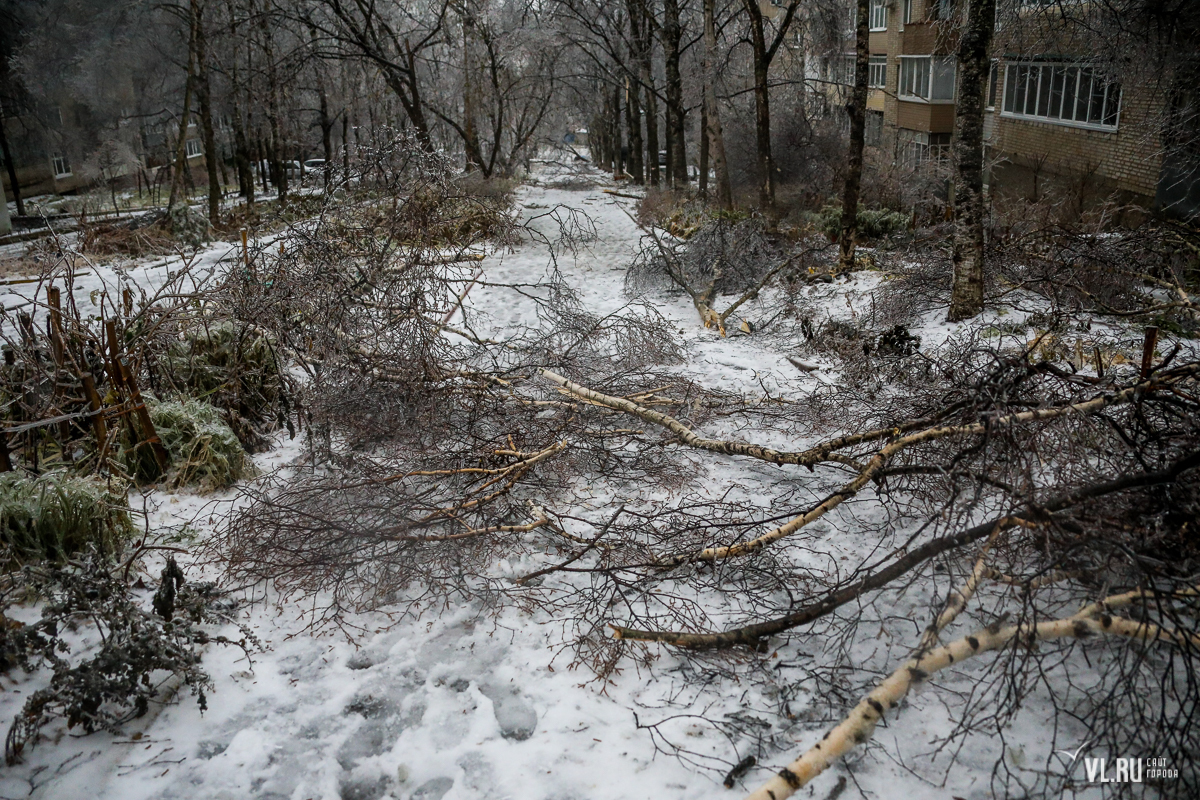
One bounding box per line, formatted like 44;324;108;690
1;91;209;206
831;0;1196;216
0;96;93;197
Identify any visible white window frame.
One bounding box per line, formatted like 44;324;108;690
185;139;203;158
1000;61;1121;131
865;110;885;146
898;55;956;103
903;0;914;24
986;60;1000;109
869;0;888;31
52;154;71;177
902;131;952;167
868;55;887;89
826;54;856;86
929;0;954;19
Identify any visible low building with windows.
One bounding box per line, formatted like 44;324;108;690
861;0;1191;214
1;91;209;207
0;97;92;198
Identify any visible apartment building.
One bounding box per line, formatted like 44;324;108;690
1;95;209;206
862;0;1193;214
0;98;94;198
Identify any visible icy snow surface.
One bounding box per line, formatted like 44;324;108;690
0;161;1097;800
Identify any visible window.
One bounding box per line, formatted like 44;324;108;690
903;0;914;23
930;0;954;19
987;61;999;108
52;154;71;177
870;0;888;30
927;132;952;164
185;139;203;158
866;110;884;146
868;56;887;89
824;54;856;86
1001;61;1121;129
899;56;956;101
902;131;952;166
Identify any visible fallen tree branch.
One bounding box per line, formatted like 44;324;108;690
743;590;1200;800
666;366;1196;565
379;516;549;543
538;368;935;467
610;450;1200;647
915;527;1000;654
514;504;625;585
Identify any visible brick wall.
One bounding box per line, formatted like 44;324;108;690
987;82;1163;199
869;0;1167;203
896;101;955;133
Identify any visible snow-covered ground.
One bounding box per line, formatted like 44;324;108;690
0;160;1149;800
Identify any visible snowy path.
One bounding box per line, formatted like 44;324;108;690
1;164;1078;800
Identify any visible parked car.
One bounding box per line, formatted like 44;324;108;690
303;158;326;170
257;159;302;179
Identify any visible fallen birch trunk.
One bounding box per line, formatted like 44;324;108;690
744;591;1200;800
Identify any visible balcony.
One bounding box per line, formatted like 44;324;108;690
900;21;957;56
896;100;956;133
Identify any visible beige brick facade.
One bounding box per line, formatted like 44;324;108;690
986;82;1163;198
865;0;1164;203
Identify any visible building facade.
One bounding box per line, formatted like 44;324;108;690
1;93;210;209
862;0;1187;213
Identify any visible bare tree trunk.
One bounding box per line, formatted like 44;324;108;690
308;28;334;189
389;44;434;150
751;53;772;208
612;83;623;179
698;98;708;197
662;0;686;187
342;66;354;176
317;76;333;187
644;85;659;186
623;1;645;184
461;10;482;171
0;175;10;235
634;0;659;187
742;0;775;210
948;0;997;321
255;134;267;193
0;114;24;217
662;108;672;184
703;0;732;209
167;6;197;215
837;0;870;271
341;111;350;174
626;74;643;183
227;3;253;204
257;1;286;200
193;0;221;225
0;50;23;218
